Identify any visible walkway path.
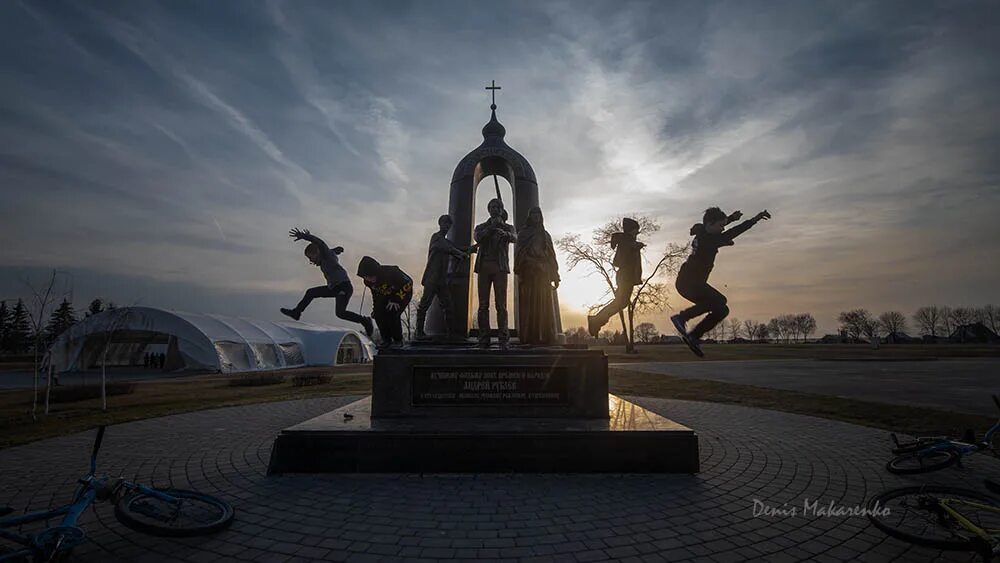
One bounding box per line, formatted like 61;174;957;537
1;395;996;562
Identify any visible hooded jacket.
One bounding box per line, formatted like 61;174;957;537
357;256;413;308
682;217;760;280
610;218;643;286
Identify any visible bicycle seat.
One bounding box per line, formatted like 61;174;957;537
0;506;12;517
984;479;1000;496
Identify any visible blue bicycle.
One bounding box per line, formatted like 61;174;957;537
0;426;234;562
887;395;1000;475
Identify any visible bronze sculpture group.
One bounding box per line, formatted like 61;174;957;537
282;200;770;356
281;85;771;356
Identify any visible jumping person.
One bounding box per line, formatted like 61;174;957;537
671;207;771;357
281;228;374;338
357;256;413;348
587;218;645;338
415;214;475;340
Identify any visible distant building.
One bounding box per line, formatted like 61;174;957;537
883;331;920;344
658;335;684;344
949;323;1000;344
818;333;849;344
46;306;375;374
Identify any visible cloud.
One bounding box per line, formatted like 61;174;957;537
1;0;998;334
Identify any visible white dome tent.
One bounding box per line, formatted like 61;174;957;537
47;307;374;374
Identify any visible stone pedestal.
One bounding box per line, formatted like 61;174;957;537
267;346;699;474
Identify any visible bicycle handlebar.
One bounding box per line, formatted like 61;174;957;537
89;426;105;475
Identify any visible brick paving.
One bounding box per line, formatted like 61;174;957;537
2;395;997;562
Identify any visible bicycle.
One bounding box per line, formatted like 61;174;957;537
0;426;234;562
868;479;1000;561
886;395;1000;475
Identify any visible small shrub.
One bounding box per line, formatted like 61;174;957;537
290;374;332;387
50;382;136;403
227;374;285;387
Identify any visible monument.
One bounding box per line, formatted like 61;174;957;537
267;83;699;474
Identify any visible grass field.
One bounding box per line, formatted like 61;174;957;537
0;366;371;449
1;343;996;450
598;342;1000;363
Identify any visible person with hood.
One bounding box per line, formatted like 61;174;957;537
587;218;645;338
357;255;413;347
671;207;771;357
281;228;374;337
514;207;561;346
415;214;476;339
474;198;517;349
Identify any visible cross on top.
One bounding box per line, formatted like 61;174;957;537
485;80;501;110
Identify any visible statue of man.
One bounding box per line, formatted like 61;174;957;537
474;198;517;348
415;214;475;340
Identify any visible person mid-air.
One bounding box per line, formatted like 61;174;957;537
671;208;771;357
281;228;373;338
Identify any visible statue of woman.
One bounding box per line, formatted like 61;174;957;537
514;207;560;345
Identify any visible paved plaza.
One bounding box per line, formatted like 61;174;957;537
2;395;998;562
615;358;1000;416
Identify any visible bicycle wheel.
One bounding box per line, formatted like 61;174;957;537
886;449;958;474
115;489;234;537
868;485;1000;552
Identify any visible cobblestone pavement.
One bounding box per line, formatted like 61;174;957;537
2;395;998;562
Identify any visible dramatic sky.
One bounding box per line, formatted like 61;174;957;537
1;0;998;335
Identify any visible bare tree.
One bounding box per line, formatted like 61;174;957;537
878;311;907;341
635;322;659;343
938;306;955;338
949;307;976;342
913;306;943;338
980;304;1000;335
726;318;742;342
402;289;421;341
557;216;688;353
838;309;873;342
743;319;757;342
756;322;770;343
767;318;783;343
22;271;69;421
93;306;139;411
795;313;817;342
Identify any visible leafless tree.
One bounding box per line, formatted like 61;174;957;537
742;319;757;341
838;309;873;342
878;311;907;341
22;271;70;421
979;304;1000;334
795;313;817;342
949;307;976;342
402;289;421;341
938;306;955;337
635;322;659;343
727;318;742;342
756;323;770;343
913;306;943;338
90;306;140;411
557;215;688;353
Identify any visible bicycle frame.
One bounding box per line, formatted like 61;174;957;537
0;426;184;561
908;399;1000;461
939;497;1000;548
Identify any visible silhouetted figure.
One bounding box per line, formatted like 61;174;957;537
282;228;373;338
415;214;475;340
143;352;150;369
357;256;413;348
158;352;166;369
474;198;517;349
671;207;771;357
515;207;560;346
588;218;645;338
